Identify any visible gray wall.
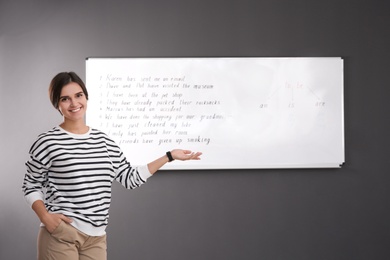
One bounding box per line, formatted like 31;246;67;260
1;0;389;259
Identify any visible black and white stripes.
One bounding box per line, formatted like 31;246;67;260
22;126;151;236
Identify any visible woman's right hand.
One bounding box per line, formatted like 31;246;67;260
41;213;73;233
32;200;73;233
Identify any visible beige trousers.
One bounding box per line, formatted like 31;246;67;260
37;221;107;260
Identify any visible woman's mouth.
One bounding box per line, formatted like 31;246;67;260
70;107;81;113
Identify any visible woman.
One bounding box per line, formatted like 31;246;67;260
22;72;202;260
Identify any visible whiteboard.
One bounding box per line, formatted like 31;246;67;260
86;57;344;169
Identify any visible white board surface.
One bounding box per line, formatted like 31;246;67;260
86;57;344;169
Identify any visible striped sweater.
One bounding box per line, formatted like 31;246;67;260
22;126;152;236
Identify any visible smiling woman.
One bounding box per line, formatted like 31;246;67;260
49;72;89;115
57;84;88;131
22;71;202;260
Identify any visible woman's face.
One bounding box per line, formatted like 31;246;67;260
58;82;88;122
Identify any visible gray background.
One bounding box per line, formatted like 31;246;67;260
1;0;389;259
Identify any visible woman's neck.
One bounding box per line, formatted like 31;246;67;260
60;120;89;134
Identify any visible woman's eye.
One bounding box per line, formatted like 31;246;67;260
60;97;68;102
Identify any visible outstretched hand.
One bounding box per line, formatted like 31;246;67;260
170;149;202;161
147;149;202;174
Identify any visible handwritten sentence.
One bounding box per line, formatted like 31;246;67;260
95;74;223;147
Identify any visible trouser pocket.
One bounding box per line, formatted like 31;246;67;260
50;221;78;244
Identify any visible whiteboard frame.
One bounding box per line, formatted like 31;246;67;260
86;57;345;170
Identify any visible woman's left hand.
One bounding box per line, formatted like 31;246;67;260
170;149;202;161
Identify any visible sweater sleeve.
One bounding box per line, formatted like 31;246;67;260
22;153;48;208
113;150;153;189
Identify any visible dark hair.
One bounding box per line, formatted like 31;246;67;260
49;72;89;111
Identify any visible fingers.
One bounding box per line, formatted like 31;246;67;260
60;214;73;224
182;151;202;160
192;152;202;160
171;149;202;161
